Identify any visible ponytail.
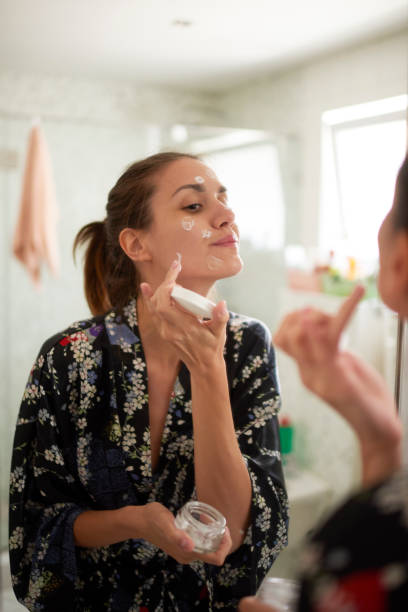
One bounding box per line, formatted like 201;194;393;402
73;221;111;316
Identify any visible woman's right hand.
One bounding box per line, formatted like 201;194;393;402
127;502;232;565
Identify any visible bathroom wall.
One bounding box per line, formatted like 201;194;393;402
212;29;407;502
217;29;408;247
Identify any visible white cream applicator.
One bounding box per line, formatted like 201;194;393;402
171;285;216;319
170;252;216;318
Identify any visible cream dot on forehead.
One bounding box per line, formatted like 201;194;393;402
182;217;194;231
194;175;205;184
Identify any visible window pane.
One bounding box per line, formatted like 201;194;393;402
205;143;285;250
332;119;406;260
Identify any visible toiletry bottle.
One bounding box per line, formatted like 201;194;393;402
279;415;295;475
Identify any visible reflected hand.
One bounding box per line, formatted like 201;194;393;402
136;502;232;565
140;258;229;370
273;285;365;404
239;597;278;612
273;286;402;484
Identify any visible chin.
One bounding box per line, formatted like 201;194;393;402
217;256;244;280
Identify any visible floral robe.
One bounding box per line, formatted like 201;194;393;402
9;299;288;611
298;469;408;611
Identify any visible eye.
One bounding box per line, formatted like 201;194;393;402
183;203;202;212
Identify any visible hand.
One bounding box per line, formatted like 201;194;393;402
135;502;232;565
239;597;278;612
273;285;365;405
273;286;402;484
140;258;229;371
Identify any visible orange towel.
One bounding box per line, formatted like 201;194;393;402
12;123;59;286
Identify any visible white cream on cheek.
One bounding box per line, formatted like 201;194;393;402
181;217;195;231
201;229;212;239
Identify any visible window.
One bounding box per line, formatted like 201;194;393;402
200;140;285;251
320;96;407;265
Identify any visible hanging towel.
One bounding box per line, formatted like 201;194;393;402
12;123;59;286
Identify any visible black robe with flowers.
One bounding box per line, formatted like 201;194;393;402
9;299;288;611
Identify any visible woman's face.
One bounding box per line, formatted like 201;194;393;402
377;197;408;315
142;157;243;293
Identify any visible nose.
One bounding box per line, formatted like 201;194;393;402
211;197;235;228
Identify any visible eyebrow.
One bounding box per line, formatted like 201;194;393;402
171;183;227;197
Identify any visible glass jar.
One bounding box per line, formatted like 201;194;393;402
257;577;300;611
174;501;226;553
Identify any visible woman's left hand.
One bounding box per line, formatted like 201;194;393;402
140;258;229;370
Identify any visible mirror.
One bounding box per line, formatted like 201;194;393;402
1;1;407;606
160;117;405;577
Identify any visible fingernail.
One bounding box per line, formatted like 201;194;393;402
140;284;147;295
180;538;191;550
171;259;180;269
220;301;228;316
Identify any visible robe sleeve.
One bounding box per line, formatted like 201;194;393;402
211;318;289;605
9;346;88;610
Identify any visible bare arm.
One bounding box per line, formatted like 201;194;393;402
73;505;144;548
140;262;252;551
73;501;232;565
190;353;252;551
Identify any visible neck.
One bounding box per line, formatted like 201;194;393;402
175;277;214;297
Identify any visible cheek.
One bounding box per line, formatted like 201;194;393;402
167;218;210;255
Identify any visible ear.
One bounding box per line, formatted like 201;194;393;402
118;228;152;263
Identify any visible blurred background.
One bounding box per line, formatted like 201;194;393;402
1;0;407;608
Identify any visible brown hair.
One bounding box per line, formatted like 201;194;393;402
393;153;408;232
74;151;198;316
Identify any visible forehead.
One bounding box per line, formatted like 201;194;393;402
156;158;218;194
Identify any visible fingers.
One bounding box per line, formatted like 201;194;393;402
140;258;182;317
331;284;365;342
174;530;195;554
273;311;302;353
140;282;154;300
163;257;182;288
205;300;229;332
194;527;232;566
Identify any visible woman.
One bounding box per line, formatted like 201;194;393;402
9;152;288;611
240;155;408;611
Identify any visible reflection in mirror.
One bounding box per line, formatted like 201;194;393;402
1;1;408;609
162;94;406;579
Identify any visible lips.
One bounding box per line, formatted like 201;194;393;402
211;233;239;247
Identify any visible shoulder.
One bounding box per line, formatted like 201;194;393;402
309;468;408;553
227;311;272;348
300;469;408;607
36;312;108;368
225;312;276;376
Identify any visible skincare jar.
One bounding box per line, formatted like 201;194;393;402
174;501;226;553
257;577;300;611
